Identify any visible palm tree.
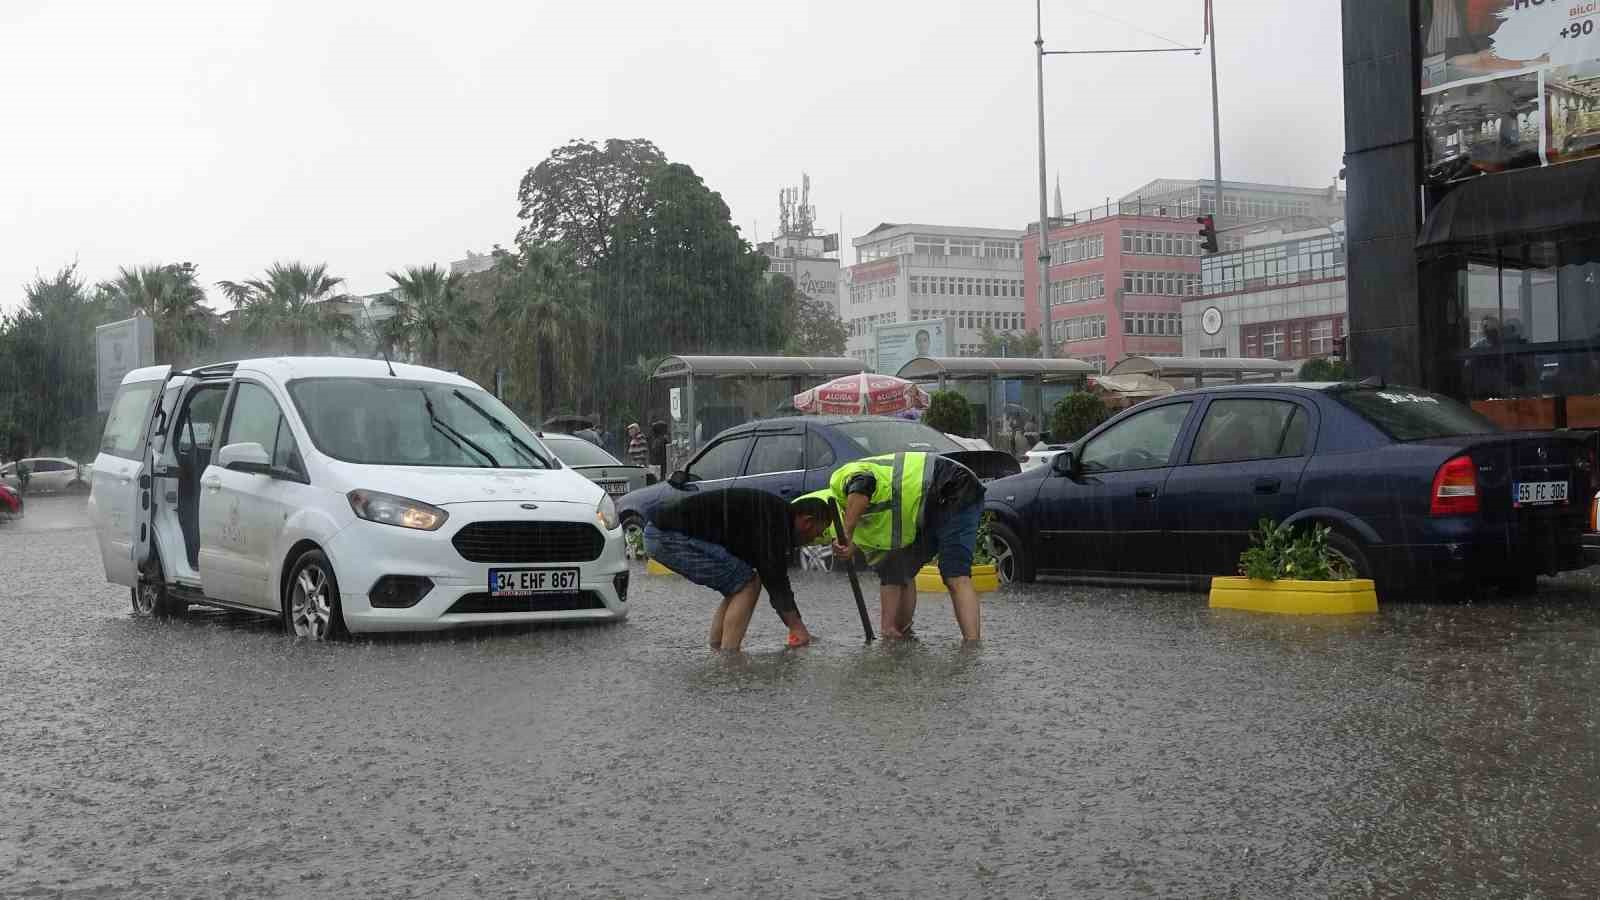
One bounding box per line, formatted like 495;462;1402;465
98;263;213;364
218;262;354;356
383;265;473;368
491;245;591;421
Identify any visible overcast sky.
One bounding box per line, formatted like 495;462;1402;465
1;0;1345;311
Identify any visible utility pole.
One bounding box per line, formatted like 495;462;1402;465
1034;0;1052;360
1208;1;1225;227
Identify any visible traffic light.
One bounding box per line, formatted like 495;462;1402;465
1196;215;1219;254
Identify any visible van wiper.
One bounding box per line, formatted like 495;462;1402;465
420;390;498;467
451;390;551;468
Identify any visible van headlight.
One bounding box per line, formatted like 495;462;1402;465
347;490;449;531
596;493;619;531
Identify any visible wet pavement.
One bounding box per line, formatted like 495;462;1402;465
4;495;1600;898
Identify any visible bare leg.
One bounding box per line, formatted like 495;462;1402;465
880;584;907;639
898;583;918;635
945;575;981;641
708;595;733;650
717;575;763;652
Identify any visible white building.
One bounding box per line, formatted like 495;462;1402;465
843;223;1028;370
758;232;841;308
449;251;497;277
1183;219;1348;363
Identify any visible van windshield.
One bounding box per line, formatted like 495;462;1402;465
288;378;554;469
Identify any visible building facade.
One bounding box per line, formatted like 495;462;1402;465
843;224;1027;371
1184;220;1349;363
1342;0;1600;431
758;232;841;310
1023;181;1347;372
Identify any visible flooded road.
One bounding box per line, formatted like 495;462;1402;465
3;496;1600;897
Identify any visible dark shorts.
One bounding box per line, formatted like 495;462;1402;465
644;524;755;596
873;501;983;587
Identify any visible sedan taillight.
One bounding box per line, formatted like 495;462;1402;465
1431;455;1479;517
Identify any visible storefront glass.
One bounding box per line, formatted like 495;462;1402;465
1434;236;1600;428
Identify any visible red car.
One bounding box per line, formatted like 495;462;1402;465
0;482;21;520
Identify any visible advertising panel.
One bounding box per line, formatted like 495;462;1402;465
95;316;155;412
873;319;951;377
793;259;840;302
1422;0;1600;182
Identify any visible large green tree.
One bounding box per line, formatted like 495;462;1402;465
218;262;354;356
0;266;114;458
979;326;1042;359
515;138;666;265
96;263;212;364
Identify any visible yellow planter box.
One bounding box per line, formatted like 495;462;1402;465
1209;576;1378;615
915;563;1000;595
645;559;678;577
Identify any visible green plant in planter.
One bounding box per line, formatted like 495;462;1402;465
973;512;995;566
1237;519;1355;582
922;390;975;437
624;525;646;560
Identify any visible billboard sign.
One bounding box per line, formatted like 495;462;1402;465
95;316;156;412
1422;0;1600;182
794;259;839;300
873;319;951;376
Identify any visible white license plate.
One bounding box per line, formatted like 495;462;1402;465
1515;481;1568;506
489;568;579;596
599;481;628;496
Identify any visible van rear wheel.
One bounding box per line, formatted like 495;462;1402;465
131;554;185;618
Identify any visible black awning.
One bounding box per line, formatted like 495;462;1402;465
1418;159;1600;251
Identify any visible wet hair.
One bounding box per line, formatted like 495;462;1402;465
790;497;831;522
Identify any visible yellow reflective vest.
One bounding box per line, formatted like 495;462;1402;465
827;452;934;555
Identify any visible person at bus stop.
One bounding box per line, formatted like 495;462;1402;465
626;423;648;467
823;451;985;642
646;487;832;652
647;420;670;482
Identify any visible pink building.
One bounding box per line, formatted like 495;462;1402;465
1022;210;1201;372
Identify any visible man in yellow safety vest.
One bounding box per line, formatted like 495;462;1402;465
815;451;985;641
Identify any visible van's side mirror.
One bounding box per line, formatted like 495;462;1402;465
218;442;271;475
1051;450;1077;479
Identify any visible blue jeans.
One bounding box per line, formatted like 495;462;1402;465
644;524;754;596
874;500;982;586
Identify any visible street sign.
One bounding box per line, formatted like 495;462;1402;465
669;387;682;421
95;316;155;412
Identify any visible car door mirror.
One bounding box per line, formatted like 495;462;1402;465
218;442;271;475
667;469;692;488
1051;450;1078;479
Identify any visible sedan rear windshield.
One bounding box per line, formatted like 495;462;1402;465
833;420;962;455
546;436;621;467
1333;387;1499;441
288;378;554;468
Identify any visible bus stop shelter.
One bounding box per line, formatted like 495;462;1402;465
649;355;864;458
895;356;1097;448
1107;356;1298;389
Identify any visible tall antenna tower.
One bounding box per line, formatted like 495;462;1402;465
777;174;817;238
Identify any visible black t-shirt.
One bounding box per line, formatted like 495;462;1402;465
649;487;799;617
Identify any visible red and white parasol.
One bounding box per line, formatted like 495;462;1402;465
792;373;931;416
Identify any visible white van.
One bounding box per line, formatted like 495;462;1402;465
88;357;628;639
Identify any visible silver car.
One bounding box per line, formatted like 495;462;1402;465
540;434;653;500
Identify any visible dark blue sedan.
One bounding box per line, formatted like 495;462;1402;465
983;383;1595;595
617;416;1019;552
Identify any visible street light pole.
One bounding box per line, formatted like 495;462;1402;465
1034;0;1053;360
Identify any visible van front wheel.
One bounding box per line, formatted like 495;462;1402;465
284;549;347;641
